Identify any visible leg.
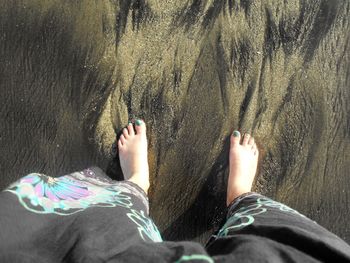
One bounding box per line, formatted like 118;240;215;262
0;166;160;261
111;120;214;262
0;120;159;261
206;131;350;262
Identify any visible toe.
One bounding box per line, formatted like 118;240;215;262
248;136;255;145
135;119;146;135
120;134;126;145
118;139;123;148
251;143;256;151
127;122;135;136
253;143;259;155
242;133;250;145
231;130;241;146
122;128;129;138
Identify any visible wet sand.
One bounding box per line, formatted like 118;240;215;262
0;0;349;243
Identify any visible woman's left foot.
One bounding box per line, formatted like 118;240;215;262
118;120;150;193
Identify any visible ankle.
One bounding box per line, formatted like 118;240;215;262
227;186;250;206
127;176;150;194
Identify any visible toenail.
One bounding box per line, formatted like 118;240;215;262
233;131;240;137
135;119;142;126
128;121;132;125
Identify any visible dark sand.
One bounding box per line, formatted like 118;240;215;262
0;0;349;243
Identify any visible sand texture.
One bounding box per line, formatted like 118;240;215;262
0;0;349;243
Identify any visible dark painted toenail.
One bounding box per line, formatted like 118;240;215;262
128;121;132;125
233;131;240;137
135;119;142;126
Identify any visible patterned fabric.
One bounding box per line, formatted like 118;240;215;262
1;171;350;262
219;194;308;236
4;167;160;242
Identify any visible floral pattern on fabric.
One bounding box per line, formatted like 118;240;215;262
5;168;163;242
175;255;214;263
218;197;307;236
127;209;163;242
5;171;133;215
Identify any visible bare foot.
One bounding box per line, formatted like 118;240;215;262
227;131;259;206
118;120;150;193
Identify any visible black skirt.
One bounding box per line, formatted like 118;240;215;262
1;167;349;262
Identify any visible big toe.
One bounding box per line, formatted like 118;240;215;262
231;130;241;147
135;119;146;135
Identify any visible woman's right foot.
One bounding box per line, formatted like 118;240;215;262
227;131;259;206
